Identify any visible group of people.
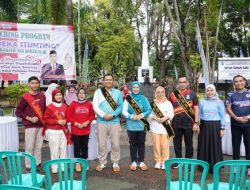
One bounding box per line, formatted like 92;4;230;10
15;73;250;175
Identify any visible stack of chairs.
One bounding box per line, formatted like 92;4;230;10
164;158;250;190
0;151;88;190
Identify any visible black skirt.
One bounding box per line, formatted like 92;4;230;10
197;120;223;172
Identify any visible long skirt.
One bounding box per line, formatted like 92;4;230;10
197;120;223;173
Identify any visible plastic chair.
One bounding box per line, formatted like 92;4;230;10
12;108;23;127
207;160;250;190
164;158;209;190
43;158;88;190
0;151;45;187
0;184;45;189
0;108;4;116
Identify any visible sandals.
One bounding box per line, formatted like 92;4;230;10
96;163;106;172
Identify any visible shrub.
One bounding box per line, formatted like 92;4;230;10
5;84;29;106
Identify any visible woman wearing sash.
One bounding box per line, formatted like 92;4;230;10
67;87;95;172
197;84;225;173
122;81;152;171
149;86;174;170
43;89;68;173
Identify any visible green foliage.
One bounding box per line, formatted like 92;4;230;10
5;84;29;102
49;0;67;24
189;53;201;70
0;0;18;21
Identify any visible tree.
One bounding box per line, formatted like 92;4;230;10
0;0;18;22
49;0;67;24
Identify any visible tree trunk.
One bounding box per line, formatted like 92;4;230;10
67;0;73;25
211;0;224;84
78;0;82;79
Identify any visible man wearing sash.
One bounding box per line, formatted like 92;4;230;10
93;74;123;172
169;76;199;168
16;76;46;171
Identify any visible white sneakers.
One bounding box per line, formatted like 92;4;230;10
247;168;250;176
155;162;161;169
154;162;165;170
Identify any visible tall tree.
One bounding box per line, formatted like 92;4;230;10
49;0;67;24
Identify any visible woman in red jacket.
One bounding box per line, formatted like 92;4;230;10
44;89;68;173
67;87;95;172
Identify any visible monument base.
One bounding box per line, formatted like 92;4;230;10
138;66;153;83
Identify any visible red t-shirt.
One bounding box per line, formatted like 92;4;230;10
169;89;198;128
44;103;68;130
66;101;95;136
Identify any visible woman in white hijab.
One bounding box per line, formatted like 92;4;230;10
45;83;58;106
197;84;225;173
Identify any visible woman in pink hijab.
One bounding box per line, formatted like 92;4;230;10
149;86;174;170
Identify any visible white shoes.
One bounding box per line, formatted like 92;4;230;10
161;164;165;170
155;162;161;169
52;167;58;174
154;162;166;170
247;168;250;176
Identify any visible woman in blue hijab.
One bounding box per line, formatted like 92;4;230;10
122;81;152;171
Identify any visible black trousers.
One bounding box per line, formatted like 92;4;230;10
173;127;193;158
72;134;89;159
127;130;146;163
231;125;250;160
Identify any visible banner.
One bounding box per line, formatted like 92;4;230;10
218;58;250;80
196;21;209;86
0;22;76;81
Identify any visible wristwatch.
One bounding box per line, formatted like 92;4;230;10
194;121;199;125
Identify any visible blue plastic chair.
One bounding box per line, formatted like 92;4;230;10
0;184;45;189
0;151;45;187
43;158;88;190
207;160;250;190
164;158;209;190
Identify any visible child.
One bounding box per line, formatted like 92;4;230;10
67;87;95;172
44;89;69;173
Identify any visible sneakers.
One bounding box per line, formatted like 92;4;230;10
52;167;58;174
247;168;250;176
130;161;137;171
113;163;120;173
161;164;165;170
75;163;81;172
139;162;148;171
155;162;161;169
96;163;106;172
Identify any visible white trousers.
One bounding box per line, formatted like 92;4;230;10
46;129;67;170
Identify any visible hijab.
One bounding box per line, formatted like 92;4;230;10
45;83;58;106
205;84;220;101
76;87;87;103
64;84;77;105
52;88;62;107
154;86;167;103
122;84;130;99
130;81;143;101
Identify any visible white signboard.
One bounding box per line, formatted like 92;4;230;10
218;58;250;80
0;22;76;81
